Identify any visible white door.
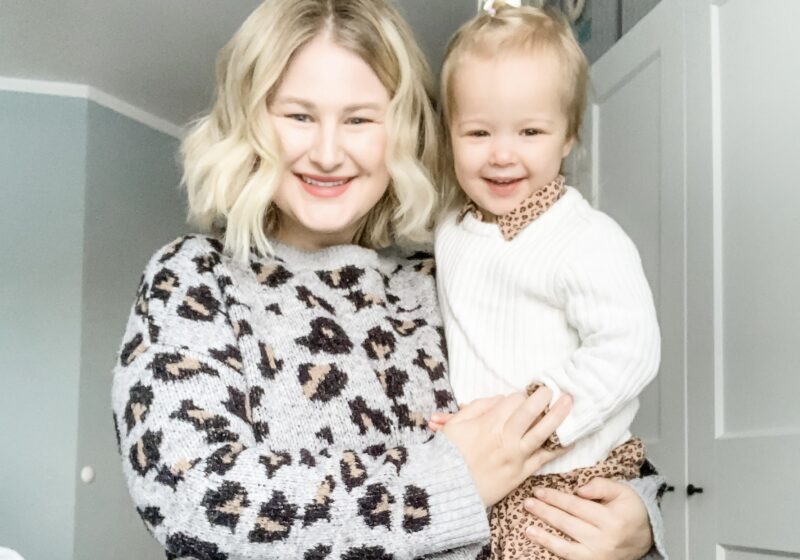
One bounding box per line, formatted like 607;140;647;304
590;0;800;557
685;0;800;557
584;0;687;557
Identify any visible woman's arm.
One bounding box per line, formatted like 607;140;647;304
522;477;668;559
113;236;570;558
113;238;490;558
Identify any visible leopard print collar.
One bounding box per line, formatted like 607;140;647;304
457;175;566;241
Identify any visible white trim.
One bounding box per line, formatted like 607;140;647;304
0;76;184;139
718;426;800;440
0;77;89;99
590;102;599;207
710;4;725;439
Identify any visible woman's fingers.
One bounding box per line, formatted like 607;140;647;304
519;394;571;454
528;481;652;559
502;387;553;441
522;446;570;475
525;487;606;530
428;411;456;432
525;494;596;542
525;524;586;560
453;395;504;421
575;476;624;503
429;412;452;423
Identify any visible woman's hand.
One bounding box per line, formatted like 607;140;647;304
523;477;653;560
428;410;455;431
442;388;571;507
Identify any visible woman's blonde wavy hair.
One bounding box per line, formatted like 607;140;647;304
438;2;589;213
181;0;441;261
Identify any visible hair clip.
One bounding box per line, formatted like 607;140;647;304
482;0;521;16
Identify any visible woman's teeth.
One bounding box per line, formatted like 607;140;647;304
303;175;349;187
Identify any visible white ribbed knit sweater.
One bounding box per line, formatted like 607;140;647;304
435;187;660;475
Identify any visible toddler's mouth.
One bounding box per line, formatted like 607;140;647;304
484;176;524;197
485;176;524;185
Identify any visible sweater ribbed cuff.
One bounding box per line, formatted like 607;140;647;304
407;434;490;556
537;377;596;447
624;476;669;559
555;406;602;447
540;373;602;447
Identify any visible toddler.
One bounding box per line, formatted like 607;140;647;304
431;2;661;558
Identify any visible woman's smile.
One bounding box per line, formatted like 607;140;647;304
295;173;355;198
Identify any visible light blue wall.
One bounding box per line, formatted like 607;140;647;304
0;91;187;559
0;92;87;559
73;101;186;560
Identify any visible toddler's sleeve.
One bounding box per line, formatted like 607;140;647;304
539;224;661;446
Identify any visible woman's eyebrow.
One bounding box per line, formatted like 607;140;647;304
271;96;315;108
343;102;383;112
272;97;383;113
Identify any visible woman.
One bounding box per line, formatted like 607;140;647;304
111;0;665;558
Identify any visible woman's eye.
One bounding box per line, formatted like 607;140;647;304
287;114;311;123
467;130;489;137
522;128;542;136
346;117;371;125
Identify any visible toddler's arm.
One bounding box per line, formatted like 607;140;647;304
540;224;660;446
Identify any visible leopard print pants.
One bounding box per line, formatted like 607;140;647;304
488;436;645;559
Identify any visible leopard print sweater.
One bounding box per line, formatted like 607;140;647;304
111;235;491;560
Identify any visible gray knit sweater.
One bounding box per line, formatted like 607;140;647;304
111;235;666;559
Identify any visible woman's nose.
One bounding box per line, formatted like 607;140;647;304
309;122;345;171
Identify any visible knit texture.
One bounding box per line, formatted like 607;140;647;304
625;476;670;559
435;187;661;474
111;235;491;559
112;233;667;559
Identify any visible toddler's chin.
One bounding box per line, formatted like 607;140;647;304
481;200;519;219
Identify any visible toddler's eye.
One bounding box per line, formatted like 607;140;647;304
467;130;489;137
287;114;312;123
522;128;542;136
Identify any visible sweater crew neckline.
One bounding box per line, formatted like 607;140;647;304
261;238;385;270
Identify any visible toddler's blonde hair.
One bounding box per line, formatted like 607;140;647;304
439;3;588;212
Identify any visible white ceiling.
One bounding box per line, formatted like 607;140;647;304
0;0;477;129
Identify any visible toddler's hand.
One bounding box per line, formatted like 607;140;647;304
428;412;454;432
